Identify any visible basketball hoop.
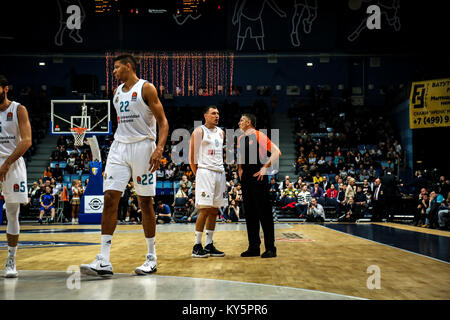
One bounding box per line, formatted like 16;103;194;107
71;127;87;146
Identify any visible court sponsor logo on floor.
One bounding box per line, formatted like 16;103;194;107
273;232;314;242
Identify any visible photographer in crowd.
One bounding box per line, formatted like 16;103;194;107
305;197;325;222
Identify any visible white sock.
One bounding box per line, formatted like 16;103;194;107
195;231;203;245
100;234;113;262
146;237;156;256
205;230;214;246
8;246;17;258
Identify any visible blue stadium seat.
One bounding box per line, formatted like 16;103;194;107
63;175;71;183
63;182;73;192
173;181;180;190
81;174;90;183
71;174;81;181
59;162;67;169
163;181;173;195
50;161;58;168
156;181;163;195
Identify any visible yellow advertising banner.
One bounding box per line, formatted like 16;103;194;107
409;78;450;129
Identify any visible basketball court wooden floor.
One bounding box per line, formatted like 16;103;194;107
0;222;449;300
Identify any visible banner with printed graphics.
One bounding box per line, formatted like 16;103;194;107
409;78;450;129
84;195;104;214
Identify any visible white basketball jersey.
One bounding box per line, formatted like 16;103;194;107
113;79;157;143
197;125;224;173
0;101;21;157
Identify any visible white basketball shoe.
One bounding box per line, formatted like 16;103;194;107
4;256;18;278
134;254;157;275
80;254;113;277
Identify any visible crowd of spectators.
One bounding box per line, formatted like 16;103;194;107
291;99;403;182
279;95;449;228
412;173;450;230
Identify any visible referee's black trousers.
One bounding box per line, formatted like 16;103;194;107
241;175;275;251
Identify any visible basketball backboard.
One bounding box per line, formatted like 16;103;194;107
50;99;111;136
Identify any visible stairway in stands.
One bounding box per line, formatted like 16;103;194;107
26;134;59;185
270;112;299;222
271;112;297;180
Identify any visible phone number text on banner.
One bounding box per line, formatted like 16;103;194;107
409;78;450;129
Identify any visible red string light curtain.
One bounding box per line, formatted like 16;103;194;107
105;52;234;97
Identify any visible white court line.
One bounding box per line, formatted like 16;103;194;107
10;270;367;300
148;274;368;300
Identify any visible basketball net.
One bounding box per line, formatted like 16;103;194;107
71;127;87;146
71;101;89;146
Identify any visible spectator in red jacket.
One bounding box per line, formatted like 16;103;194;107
325;184;338;207
326;184;338;198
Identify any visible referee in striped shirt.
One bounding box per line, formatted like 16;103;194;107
237;114;281;258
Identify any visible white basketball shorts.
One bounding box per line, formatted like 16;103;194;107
195;168;228;209
104;139;156;196
0;157;28;204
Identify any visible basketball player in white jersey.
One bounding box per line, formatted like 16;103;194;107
189;106;227;258
0;75;32;278
80;55;169;276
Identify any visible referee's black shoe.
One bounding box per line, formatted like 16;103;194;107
240;248;260;257
204;242;225;257
261;247;277;258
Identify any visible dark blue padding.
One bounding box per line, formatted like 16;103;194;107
324;224;450;263
79;161;103;224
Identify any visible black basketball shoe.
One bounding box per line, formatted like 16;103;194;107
192;244;209;258
204;242;225;257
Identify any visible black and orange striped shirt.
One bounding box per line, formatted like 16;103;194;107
238;130;272;177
